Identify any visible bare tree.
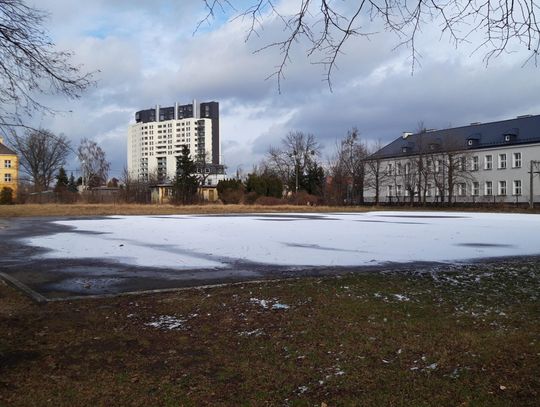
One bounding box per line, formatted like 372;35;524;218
266;131;321;192
428;138;475;204
77;138;110;188
195;150;213;187
11;129;70;191
120;166;154;203
328;128;369;204
201;1;539;89
0;0;94;132
365;140;389;205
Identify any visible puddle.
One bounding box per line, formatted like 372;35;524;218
44;277;124;294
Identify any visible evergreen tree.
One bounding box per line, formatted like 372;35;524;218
245;173;283;198
68;173;78;193
172;146;199;205
54;167;69;192
301;161;325;196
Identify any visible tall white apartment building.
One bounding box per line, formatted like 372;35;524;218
127;100;222;182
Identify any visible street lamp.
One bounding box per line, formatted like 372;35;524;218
288;150;300;194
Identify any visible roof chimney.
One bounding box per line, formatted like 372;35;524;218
402;132;413;139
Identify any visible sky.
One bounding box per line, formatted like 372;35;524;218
20;0;540;179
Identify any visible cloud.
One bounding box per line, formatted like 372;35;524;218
16;0;540;177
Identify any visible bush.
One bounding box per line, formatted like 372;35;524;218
217;179;244;204
245;173;282;198
0;187;13;205
219;188;244;205
255;196;286;206
244;191;259;205
288;191;320;206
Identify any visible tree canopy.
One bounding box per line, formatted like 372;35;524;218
11;128;70;191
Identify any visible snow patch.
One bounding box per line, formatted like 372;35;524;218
145;315;187;330
250;298;290;310
22;212;540;269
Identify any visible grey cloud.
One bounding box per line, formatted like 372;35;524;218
19;1;540;178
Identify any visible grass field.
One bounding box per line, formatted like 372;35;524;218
1;203;539;218
0;204;375;218
1;258;538;406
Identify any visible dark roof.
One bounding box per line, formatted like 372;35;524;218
0;141;16;155
370;114;540;159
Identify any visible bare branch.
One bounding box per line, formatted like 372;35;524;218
0;0;96;133
199;0;540;88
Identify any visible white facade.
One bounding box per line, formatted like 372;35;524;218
365;113;540;205
368;142;540;204
128;117;213;182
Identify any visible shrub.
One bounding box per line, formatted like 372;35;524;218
288;191;319;206
255;196;286;206
244;191;259;205
245;173;282;198
219;188;244;205
0;187;13;205
217;179;244;204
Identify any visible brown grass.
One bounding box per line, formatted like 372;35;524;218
0;203;375;218
1;259;538;406
1;203;539;218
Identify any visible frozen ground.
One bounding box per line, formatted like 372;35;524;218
24;211;540;268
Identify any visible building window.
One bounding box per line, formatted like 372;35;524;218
4;173;11;182
513;180;522;195
396;185;402;196
484;155;492;170
513;152;522;168
435;160;441;173
498;181;507;195
4;160;11;168
386;163;393;175
457;183;466;196
472;182;479;196
405;162;411;175
485;181;492;196
396;162;402;175
387;185;393;197
426;183;432;197
471;156;479;171
457;157;466;171
498;154;507;169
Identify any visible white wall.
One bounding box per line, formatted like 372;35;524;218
365;143;540;203
127;117;213;181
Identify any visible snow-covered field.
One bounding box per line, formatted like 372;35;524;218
25;212;540;269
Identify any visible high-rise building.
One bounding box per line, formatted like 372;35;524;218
128;100;221;182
